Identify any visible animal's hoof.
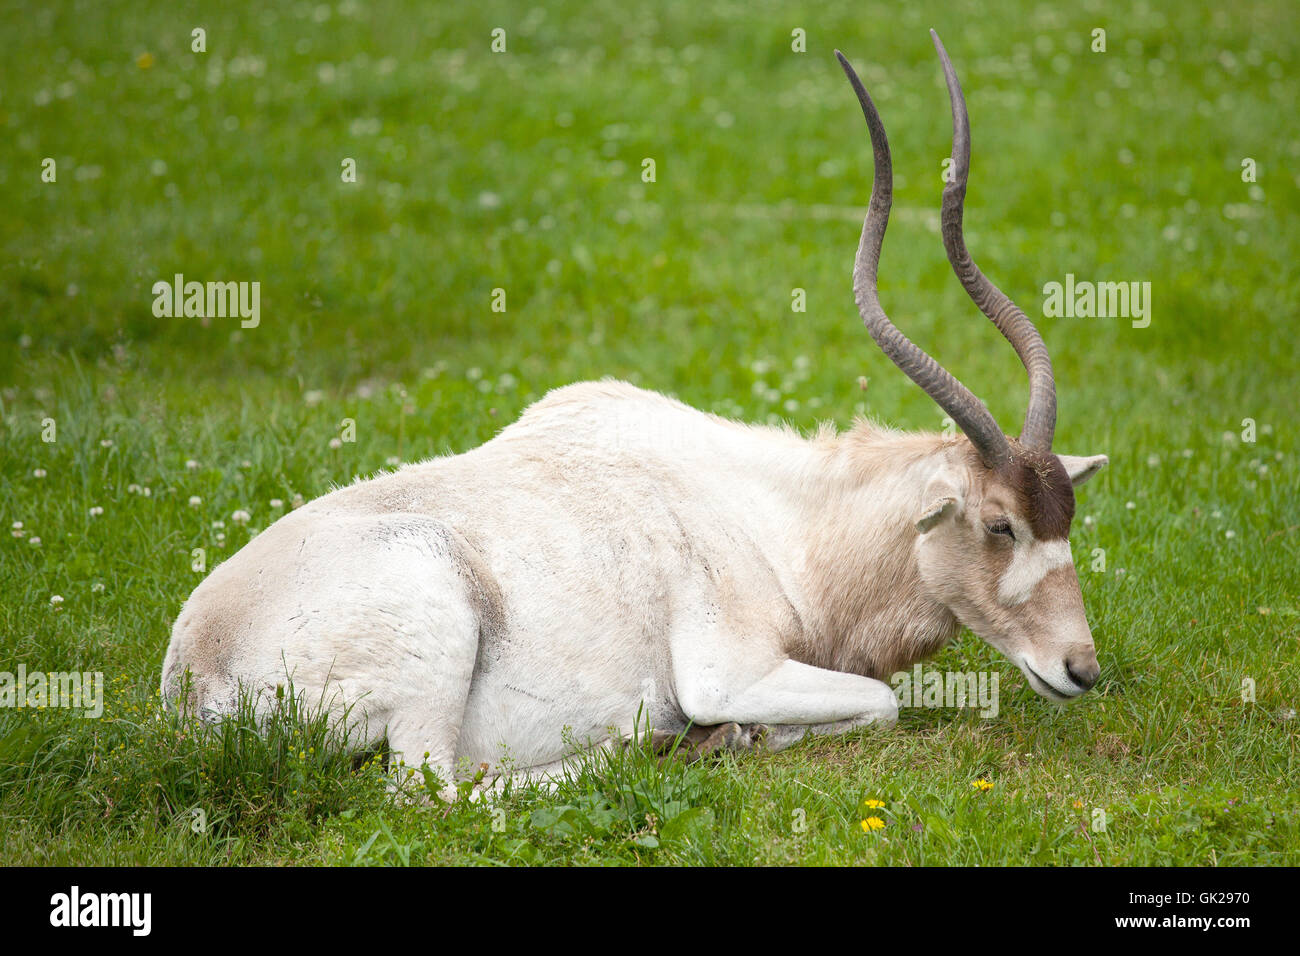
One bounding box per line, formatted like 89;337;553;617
647;729;684;755
695;722;743;756
649;721;771;762
740;723;771;749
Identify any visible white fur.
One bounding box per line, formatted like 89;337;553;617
998;538;1073;606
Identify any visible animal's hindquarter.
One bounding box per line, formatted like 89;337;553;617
170;490;698;769
165;387;814;770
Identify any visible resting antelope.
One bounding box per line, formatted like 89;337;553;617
161;32;1108;794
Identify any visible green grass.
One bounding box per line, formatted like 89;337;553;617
1;0;1297;865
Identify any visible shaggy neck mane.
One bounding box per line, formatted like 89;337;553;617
787;422;961;680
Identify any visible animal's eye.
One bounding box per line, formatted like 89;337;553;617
986;519;1015;540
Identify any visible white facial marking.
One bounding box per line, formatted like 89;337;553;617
998;538;1072;606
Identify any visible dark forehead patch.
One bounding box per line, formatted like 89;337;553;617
1006;447;1075;540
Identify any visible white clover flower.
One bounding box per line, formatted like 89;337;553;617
211;520;225;529
49;594;63;605
33;468;47;478
12;521;22;530
141;486;151;497
100;439;113;448
1225;530;1236;539
29;536;41;546
304;390;324;406
385;456;400;467
231;510;251;524
329;437;343;449
270;498;284;509
128;483;141;494
88;506;104;516
1125;501;1136;510
189;496;203;507
91;582;105;593
186;459;199;470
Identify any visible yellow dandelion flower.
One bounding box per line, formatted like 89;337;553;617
971;778;994;792
136;52;154;70
1072;799;1084;809
861;798;886;809
860;816;885;831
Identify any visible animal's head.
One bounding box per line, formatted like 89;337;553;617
839;32;1108;699
913;443;1107;699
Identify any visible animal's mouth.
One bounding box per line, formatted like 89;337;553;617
1022;663;1078;701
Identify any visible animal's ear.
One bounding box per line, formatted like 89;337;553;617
915;472;961;534
1056;453;1109;488
915;496;957;534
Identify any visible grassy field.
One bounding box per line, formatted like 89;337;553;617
1;0;1297;865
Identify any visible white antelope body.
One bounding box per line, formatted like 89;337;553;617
162;33;1109;793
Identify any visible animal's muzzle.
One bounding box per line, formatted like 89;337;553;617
1064;649;1100;692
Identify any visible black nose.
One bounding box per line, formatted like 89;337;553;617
1066;658;1099;691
